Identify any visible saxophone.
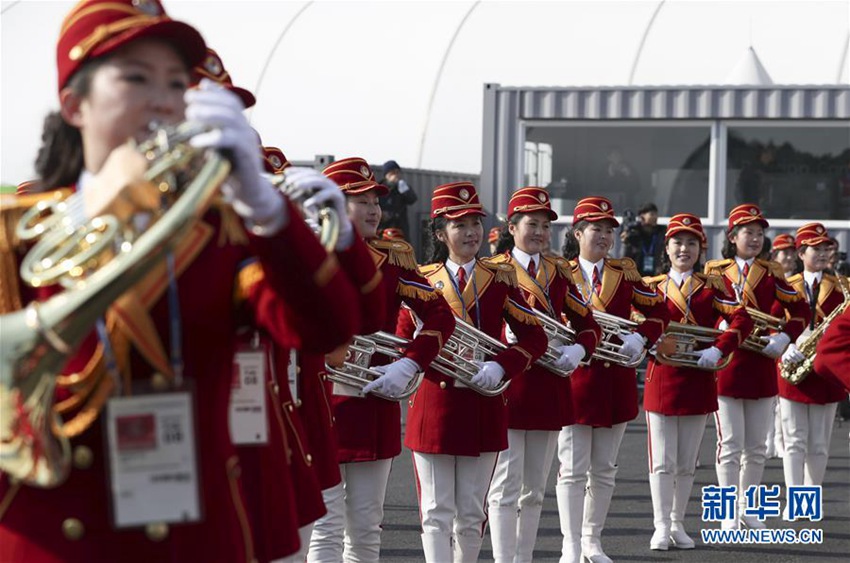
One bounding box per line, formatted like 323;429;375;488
780;277;850;385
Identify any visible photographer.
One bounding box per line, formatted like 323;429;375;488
620;202;666;276
378;160;418;236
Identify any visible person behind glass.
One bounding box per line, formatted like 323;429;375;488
307;158;455;563
556;196;669;563
487;187;601;563
642;214;754;551
621;202;666;277
0;2;361;561
400;182;548;562
704;204;810;530
776;223;848;493
377;159;417;237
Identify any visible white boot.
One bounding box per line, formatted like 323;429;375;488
580;485;614;563
669;475;696;549
421;531;452;563
803;454;829;487
515;504;543;563
738;463;767;530
715;462;740;530
648;473;674;550
453;533;484;563
488;506;518;563
782;451;805;489
556;484;585;563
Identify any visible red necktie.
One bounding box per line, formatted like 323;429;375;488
527;259;537;280
742;262;750;280
592;266;602;295
809;278;819;328
457;267;467;293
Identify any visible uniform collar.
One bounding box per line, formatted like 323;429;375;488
803;270;823;287
446;258;475;281
578;256;605;282
734;256;755;270
668;268;693;287
511;247;540;272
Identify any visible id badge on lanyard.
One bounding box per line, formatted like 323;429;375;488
229;335;270;445
105;382;202;528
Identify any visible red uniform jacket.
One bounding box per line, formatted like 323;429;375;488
402;259;548;456
704;258;809;399
777;273;847;404
568;257;670;427
332;239;456;463
814;305;850;393
0;195;354;563
487;252;601;430
643;272;754;416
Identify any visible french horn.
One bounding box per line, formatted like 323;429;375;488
1;122;231;487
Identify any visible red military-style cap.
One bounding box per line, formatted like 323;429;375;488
381;228;405;241
666;213;706;244
728;203;769;231
572;196;619;227
772;233;795;251
507;187;558;221
795;222;830;248
430;182;485;220
488;226;501;244
322;158;388;196
57;0;206;92
192;48;256;108
262;147;290;175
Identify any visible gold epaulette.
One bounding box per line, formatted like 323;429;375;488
418;262;443;276
758;258;786;280
480;258;518;287
696;272;729;295
486;252;510;265
550;257;573;280
607;257;642;282
642;274;667;289
506;297;541;325
233;261;265;304
704;258;732;276
369;239;418;271
785;272;803;285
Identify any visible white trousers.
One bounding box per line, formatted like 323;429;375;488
779;398;838;487
307;459;393;563
488;429;558;562
413;452;498;562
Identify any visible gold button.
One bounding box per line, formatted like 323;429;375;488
332;416;336;423
73;446;93;470
151;372;169;392
604;362;611;368
62;518;84;541
145;522;169;542
295;399;303;408
287;404;294;412
322;375;328;381
439;381;447;389
296;366;301;374
305;453;313;465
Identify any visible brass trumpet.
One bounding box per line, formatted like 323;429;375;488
429;318;511;396
1;123;231;487
270;173;340;252
740;307;786;356
653;322;732;371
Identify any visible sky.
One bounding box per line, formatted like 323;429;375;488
1;0;848;185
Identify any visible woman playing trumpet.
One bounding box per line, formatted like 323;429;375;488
399;182;548;562
776;223;847;492
487;187;601;563
642;214;753;551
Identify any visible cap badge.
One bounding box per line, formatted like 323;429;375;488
204;55;223;76
816;226;824;234
749;208;757;215
459;188;470;201
682;217;691;225
538;192;547;203
360;165;370;178
269;155;282;169
132;0;161;16
601;202;609;211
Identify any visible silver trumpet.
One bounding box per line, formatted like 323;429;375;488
2;122;231;487
270;173;340;252
429;318;511;397
324;332;423;401
653;322;732;371
590;310;647;368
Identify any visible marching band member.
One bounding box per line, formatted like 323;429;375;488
487;188;601;563
777;223;847;490
704;204;809;530
401;182;548;562
814;306;850;393
557;196;669;563
0;2;362;562
307;158;455;563
642;214;753;550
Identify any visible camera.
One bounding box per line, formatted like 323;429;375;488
620;209;640;236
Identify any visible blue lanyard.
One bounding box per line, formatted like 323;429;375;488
733;261;751;305
449;262;482;329
521;258;555;316
575;261;601;309
664;274;694;324
96;318;122;395
166;252;184;387
642;233;659;257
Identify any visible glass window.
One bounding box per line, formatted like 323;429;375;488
726;125;850;220
524;124;712;218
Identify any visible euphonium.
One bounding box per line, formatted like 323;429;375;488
530;310;588;376
1;122;231;487
740;307;786;356
590;310;647;368
780;280;850;385
324;332;423;401
428;318;511;396
270;173;340;252
654;322;732;371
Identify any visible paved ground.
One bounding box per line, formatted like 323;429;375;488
379;405;850;562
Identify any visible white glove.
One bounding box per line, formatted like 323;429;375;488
186;79;285;234
697;346;724;369
282;167;355;250
761;332;791;359
397;179;411;194
554;344;586;374
504;323;518;345
618;332;647;364
362;357;419;397
781;343;805;365
470;361;505;390
718;319;729;331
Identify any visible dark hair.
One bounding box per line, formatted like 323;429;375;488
721;226;742;259
561;220;591;260
35;61;101;190
637;202;658;215
426;216;450;263
759;236;772;260
659;233;704;274
494;214;522;254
